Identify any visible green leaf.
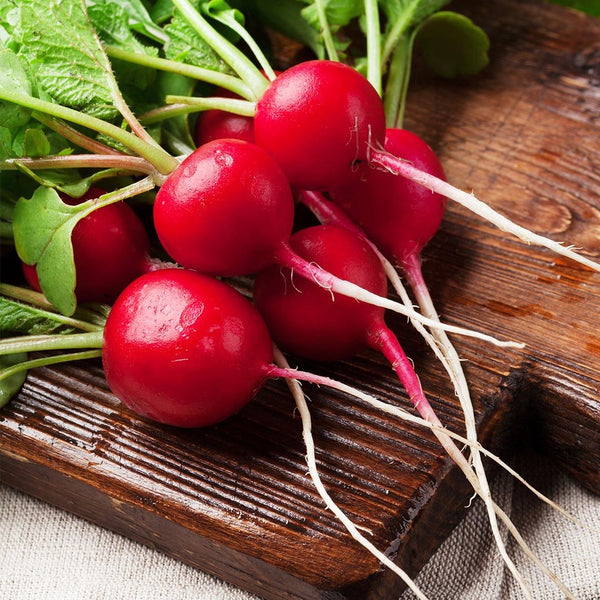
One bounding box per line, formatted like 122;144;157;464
298;0;362;59
415;11;490;78
12;186;82;315
0;47;34;129
164;3;233;72
299;0;362;28
0;352;27;408
2;122;72;160
0;296;77;335
0;126;13;160
248;0;322;56
203;0;245;27
155;71;196;155
86;0;169;44
9;0;120;120
13;163;124;197
23;128;51;158
87;1;159;100
87;1;160;56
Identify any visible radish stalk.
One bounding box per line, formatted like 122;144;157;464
32;113;125;156
364;0;382;96
3;155;157;175
170;0;268;99
0;91;178;176
165;95;256;116
104;45;255;100
0;350;103;382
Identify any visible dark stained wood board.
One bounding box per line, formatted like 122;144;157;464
1;1;599;599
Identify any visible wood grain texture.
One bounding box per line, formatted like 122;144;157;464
1;1;599;599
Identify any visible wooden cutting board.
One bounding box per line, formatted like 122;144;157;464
1;1;599;598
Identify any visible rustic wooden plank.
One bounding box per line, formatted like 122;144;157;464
1;1;599;598
407;0;600;493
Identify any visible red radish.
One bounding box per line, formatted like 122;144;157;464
250;59;599;272
102;268;274;427
254;225;387;362
194;88;255;145
253;223;467;456
254;60;386;190
22;187;153;304
154;138;511;342
102;267;424;431
153;138;294;277
331;128;447;270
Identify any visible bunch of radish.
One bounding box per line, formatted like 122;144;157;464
1;0;598;598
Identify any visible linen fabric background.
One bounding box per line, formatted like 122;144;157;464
1;450;599;600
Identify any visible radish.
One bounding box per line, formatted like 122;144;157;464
2;269;466;600
21;188;154;305
253;225;459;418
153;138;517;346
214;55;598;273
254;60;386;191
330;128;447;270
102;269;274;428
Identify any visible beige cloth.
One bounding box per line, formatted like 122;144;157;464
1;451;598;600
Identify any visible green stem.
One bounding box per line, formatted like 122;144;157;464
315;0;339;61
0;350;103;382
139;104;203;125
383;36;412;128
205;10;276;82
109;75;161;152
0;331;104;355
364;0;382;95
165;95;256;117
75;176;158;218
33;113;124;156
104;46;254;100
170;0;268;100
0;283;104;331
3;155;156;175
0;91;178;175
380;0;419;68
395;32;417;129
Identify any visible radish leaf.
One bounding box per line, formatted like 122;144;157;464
165;2;233;72
13;186;82;315
87;1;160;57
415;12;489;78
0;296;78;335
86;0;169;45
8;0;120;120
0;47;34;129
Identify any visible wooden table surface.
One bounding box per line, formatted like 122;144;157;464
1;1;599;599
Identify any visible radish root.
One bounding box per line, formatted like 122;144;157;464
370;149;600;274
273;346;431;600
